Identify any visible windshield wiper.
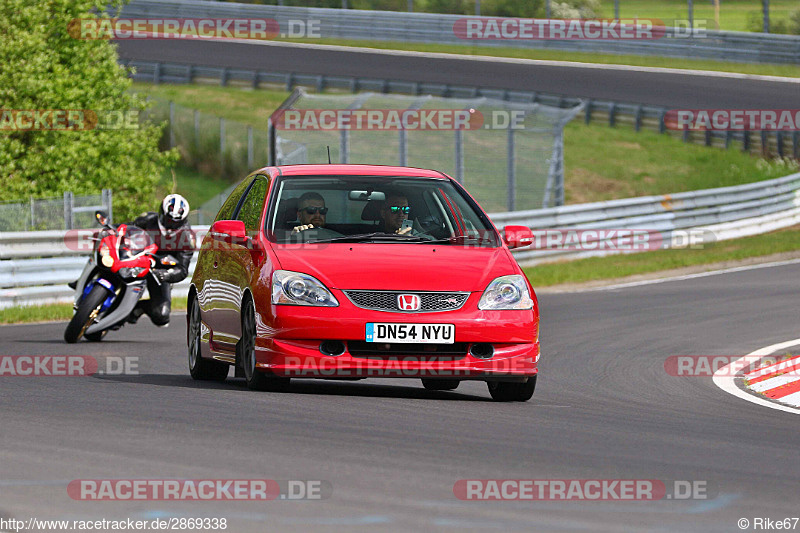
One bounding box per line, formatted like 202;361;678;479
424;235;491;245
306;232;431;244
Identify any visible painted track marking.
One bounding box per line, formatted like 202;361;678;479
713;338;800;414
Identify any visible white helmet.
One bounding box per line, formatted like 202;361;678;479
159;194;189;230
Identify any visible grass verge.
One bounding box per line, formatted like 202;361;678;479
596;0;797;33
0;297;188;326
134;80;798;205
156;164;233;211
524;224;800;287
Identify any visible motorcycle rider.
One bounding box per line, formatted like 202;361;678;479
127;194;194;327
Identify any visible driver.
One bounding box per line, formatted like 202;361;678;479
127;194;194;327
292;192;329;233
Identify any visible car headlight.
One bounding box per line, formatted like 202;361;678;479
272;270;339;307
478;275;533;310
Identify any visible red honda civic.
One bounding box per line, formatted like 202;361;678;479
187;164;539;401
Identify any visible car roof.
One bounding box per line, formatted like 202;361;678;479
256;164;451;179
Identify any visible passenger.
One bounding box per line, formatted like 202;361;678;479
380;193;413;235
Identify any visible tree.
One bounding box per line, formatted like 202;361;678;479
0;0;176;221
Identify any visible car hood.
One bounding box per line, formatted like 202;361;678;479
271;244;517;291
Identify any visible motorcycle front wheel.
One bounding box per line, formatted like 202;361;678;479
64;284;108;343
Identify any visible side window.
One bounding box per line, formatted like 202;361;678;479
236;177;269;233
214;179;252;222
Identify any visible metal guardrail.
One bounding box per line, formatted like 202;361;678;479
490;172;800;265
123;59;800;159
4;172;800;306
120;0;800;64
0;228;208;309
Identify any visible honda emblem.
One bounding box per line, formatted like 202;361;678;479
397;294;421;311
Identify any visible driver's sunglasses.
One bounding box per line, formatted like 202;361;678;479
389;206;411;214
302;206;328;215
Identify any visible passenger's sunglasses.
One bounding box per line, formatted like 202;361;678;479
301;206;328;215
389;206;411;214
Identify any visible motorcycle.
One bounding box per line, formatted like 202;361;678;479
64;210;161;343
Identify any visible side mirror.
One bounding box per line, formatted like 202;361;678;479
210;220;248;245
95;210;110;227
503;225;534;250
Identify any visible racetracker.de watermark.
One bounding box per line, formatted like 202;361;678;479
665;109;800;131
0;356;138;376
515;229;713;251
68;479;331;500
664;355;799;377
453;18;711;40
272;355;539;378
69;18;321;40
0;109;139;131
271;108;523;131
454;18;671;40
63;228;715;253
454;479;710;500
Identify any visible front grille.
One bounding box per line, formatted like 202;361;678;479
344;290;469;313
348;341;468;359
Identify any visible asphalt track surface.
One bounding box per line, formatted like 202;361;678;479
116;40;800;109
2;262;800;532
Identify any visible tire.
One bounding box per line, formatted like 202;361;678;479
188;294;229;382
239;296;289;392
421;378;460;391
64;284;108;344
487;375;537;402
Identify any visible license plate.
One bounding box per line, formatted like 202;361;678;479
366;323;455;344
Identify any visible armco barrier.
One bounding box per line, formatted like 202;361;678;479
119;0;800;65
491;172;800;265
2;172;800;307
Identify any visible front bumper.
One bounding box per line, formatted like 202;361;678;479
258;339;539;379
255;295;539;379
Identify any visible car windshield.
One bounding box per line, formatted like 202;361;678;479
266;176;499;246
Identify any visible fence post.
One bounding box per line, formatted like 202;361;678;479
194;109;200;151
454;130;464;184
169;101;175;148
220;118;226;176
506;127;515;211
339;129;349;164
64;191;74;230
398;130;407;166
268;117;276;166
102;189;113;224
247;126;254;168
635;105;643;132
30;196;35;230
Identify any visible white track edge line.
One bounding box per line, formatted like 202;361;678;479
713;338;800;415
169;38;800;84
578;258;800;292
